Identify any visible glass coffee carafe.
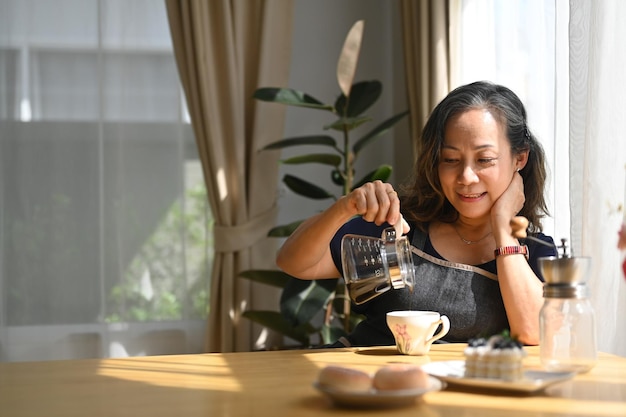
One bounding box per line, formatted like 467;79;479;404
341;227;415;304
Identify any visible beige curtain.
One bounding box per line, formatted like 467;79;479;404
165;0;294;352
399;0;452;149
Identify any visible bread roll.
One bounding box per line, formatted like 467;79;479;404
373;364;430;391
317;365;372;393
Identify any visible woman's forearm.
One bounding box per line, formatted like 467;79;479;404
276;181;404;280
493;218;543;345
276;198;355;280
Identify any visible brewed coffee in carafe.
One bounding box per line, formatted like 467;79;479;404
341;227;415;304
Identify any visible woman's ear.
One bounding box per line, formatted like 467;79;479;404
516;150;530;170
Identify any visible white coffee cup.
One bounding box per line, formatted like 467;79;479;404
386;310;450;355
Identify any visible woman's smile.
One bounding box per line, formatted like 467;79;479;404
458;192;487;201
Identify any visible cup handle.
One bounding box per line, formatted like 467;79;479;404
426;315;450;346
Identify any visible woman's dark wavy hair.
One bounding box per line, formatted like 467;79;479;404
400;81;549;233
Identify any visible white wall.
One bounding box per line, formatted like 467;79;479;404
276;0;409;229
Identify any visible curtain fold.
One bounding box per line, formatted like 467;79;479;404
399;0;452;151
568;0;626;356
165;0;294;352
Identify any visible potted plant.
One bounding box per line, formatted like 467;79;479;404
240;20;408;347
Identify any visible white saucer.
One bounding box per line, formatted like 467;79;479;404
313;376;443;408
422;360;575;393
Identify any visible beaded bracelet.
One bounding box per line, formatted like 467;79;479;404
494;245;529;259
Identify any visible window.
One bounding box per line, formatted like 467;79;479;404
0;0;212;361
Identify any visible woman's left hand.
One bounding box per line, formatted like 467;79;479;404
491;171;525;236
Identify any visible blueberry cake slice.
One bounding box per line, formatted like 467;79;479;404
464;332;526;381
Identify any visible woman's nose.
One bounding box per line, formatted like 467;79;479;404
458;164;479;184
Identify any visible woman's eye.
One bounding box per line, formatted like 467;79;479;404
442;158;459;164
479;158;496;165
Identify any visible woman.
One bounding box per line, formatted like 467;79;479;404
276;81;556;346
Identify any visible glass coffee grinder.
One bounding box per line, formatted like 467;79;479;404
538;239;597;373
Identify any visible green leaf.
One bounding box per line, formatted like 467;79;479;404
261;135;337;151
330;169;345;186
239;270;292;288
283;174;335;200
353;110;409;155
242;310;311;345
349;312;366;329
330;294;350;315
280;278;338;326
325;116;371;132
335;80;382;117
268;220;303;237
320;324;349;345
253;88;334;111
336;20;364;97
281;153;342;167
352;165;393;190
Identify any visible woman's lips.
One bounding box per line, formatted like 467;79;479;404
458;192;486;202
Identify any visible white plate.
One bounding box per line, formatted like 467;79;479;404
422;360;575;393
313;376;443;408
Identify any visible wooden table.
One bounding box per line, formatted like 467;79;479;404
1;344;625;416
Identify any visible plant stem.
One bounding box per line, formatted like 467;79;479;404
342;125;352;196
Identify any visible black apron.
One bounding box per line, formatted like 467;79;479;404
337;229;509;347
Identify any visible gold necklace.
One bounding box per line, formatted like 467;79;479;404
453;225;492;245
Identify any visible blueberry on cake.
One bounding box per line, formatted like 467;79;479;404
464;332;526;381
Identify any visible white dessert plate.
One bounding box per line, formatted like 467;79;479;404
313;376;443;408
422;360;575;393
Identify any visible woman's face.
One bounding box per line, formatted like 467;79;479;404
438;108;520;221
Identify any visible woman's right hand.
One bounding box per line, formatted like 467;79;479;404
276;181;408;280
341;180;409;234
